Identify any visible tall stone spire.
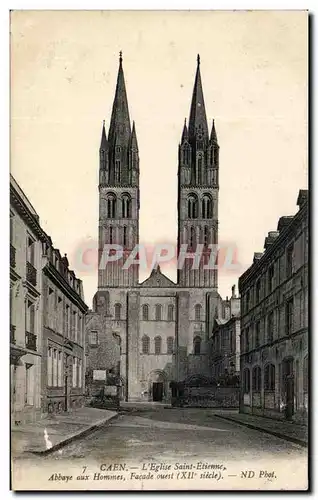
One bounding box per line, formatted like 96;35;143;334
108;51;131;147
130;120;138;150
210;119;218;143
100;120;108;150
188;54;209;140
181;118;188;143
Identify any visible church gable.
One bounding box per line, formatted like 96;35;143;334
139;265;176;288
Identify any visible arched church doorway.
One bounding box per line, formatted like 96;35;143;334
148;370;167;402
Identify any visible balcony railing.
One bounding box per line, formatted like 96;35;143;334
10;324;16;344
10;245;16;268
25;331;37;351
26;261;37;287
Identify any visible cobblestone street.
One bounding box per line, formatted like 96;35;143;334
12;407;307;490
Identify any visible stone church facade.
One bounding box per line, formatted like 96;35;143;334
89;53;223;402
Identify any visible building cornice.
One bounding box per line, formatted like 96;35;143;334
239;201;308;291
10;184;50;244
43;262;88;313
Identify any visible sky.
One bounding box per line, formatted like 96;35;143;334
10;10;308;308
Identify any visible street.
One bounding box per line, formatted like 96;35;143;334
49;406;306;462
12;407;308;490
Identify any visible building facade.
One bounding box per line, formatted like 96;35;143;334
239;190;308;422
89;53;223;402
42;248;88;414
10;176;45;424
85;300;121;398
209;285;241;383
10;175;88;422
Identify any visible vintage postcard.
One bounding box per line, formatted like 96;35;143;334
10;10;308;491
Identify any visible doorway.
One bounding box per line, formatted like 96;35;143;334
152;382;163;402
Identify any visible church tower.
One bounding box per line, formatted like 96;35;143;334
177;55;219;288
98;52;140;288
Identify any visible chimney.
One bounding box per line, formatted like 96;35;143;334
253;252;263;263
264;231;279;250
297;189;308;209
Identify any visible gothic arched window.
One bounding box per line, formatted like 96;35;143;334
113;333;122;355
264;364;275;391
193;336;201;355
196;153;203;184
142;304;149;321
132;151;137;169
187;194;198;219
252;366;262;392
154;336;162;355
142;335;150;354
167;305;174;321
202;194;213;219
106;194;116;218
122;194;131;219
123;226;128;247
182;144;190;166
195;304;202;321
243;368;250;393
115;159;121;184
190;227;195;249
167;336;174;354
204;226;209;246
114;303;121;320
109;226;114;244
155;304;162;321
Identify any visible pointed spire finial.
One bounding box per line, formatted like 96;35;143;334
119;51;122;64
181;118;188;143
130;119;138;150
188;53;208;138
210;118;218;143
103;119;105;126
109;51;131;145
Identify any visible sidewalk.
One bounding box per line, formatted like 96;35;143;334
214;410;308;447
11;407;118;457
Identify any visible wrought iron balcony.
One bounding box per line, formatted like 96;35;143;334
10;244;16;268
10;324;16;344
26;261;37;287
25;331;37;351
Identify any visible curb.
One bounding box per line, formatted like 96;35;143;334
215;414;308;448
163;406;238;410
27;413;119;456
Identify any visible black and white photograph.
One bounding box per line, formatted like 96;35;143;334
9;10;308;491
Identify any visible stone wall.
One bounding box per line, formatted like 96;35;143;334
184;386;239;408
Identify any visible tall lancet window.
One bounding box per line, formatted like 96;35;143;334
196;153;203;184
123;226;128;247
183;145;190;166
188;194;198;219
115;159;121;184
122;195;131;218
132;151;137;169
109;226;114;244
190;227;195;249
204;226;209;247
202;195;213;219
107;194;116;218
